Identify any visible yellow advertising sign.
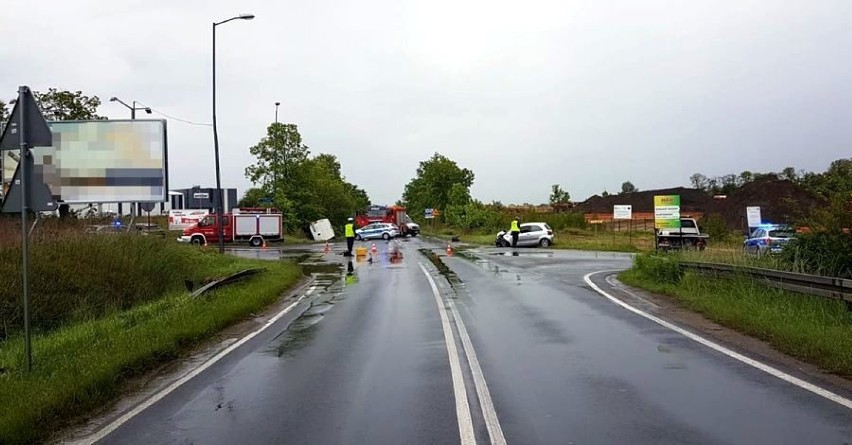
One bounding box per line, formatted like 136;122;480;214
654;195;681;229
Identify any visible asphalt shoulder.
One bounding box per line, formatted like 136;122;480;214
588;271;852;398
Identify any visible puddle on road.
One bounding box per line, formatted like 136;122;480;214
418;248;463;290
268;261;348;359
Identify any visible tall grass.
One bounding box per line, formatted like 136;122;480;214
0;259;302;445
0;231;230;340
622;254;852;377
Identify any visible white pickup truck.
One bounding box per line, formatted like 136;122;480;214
655;218;708;251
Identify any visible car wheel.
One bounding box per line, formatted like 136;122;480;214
191;236;205;246
249;237;263;247
411;232;418;237
382;233;390;240
539;238;552;248
355;234;362;241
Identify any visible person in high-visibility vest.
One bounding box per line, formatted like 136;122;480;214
510;218;520;248
345;217;356;256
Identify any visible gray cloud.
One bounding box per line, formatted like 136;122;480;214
2;0;851;208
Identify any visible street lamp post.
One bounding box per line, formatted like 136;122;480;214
275;102;281;124
109;97;151;216
213;13;255;254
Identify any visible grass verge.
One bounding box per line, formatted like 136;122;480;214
619;255;852;378
0;258;301;445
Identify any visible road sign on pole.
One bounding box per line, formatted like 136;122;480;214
0;86;53;372
425;208;434;219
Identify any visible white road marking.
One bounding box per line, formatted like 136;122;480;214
419;263;476;445
584;271;852;410
446;294;507;445
81;285;319;444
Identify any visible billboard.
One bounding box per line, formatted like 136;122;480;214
8;119;167;204
654;195;681;229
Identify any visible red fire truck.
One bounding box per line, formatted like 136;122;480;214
179;208;283;247
355;205;420;237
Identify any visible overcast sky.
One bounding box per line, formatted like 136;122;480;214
2;0;851;206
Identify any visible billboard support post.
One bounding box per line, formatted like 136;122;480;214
18;87;32;372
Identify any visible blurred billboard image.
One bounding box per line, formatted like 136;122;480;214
17;120;168;204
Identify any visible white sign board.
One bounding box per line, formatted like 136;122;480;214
613;205;632;220
193;192;209;199
746;206;762;227
425;208;434;219
168;209;210;231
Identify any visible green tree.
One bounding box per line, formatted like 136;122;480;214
244;122;370;232
401;153;474;220
800;158;852;201
33;88;104;120
739;170;754;185
2;89;103;122
780;167;798;182
238;187;268;207
549;184;571;204
245;123;310;190
620;181;637;194
689;173;708;191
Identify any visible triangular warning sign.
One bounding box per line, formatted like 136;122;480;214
0;87;52;150
0;154;57;213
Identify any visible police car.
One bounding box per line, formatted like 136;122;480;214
744;224;796;255
355;223;399;240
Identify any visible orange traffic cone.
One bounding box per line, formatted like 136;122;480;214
324;241;331;253
446;243;453;256
371;242;378;253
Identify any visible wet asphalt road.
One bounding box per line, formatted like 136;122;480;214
94;238;852;444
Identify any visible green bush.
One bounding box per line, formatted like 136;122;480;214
633;253;683;284
700;213;730;241
782;231;852;278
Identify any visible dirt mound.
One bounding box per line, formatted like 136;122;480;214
576;180;824;230
713;179;824;230
576;187;715;214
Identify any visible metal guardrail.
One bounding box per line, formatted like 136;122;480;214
190;268;266;298
679;261;852;306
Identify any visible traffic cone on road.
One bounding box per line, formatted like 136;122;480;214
446;243;453;256
371;242;378;254
324;241;331;254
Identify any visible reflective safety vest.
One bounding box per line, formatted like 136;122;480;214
510;221;520;232
345;223;355;237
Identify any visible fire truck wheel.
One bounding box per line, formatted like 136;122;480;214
250;237;263;247
191;236;205;246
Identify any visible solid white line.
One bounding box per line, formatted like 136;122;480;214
446;295;507;445
419;263;476;445
82;285;318;444
583;271;852;410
